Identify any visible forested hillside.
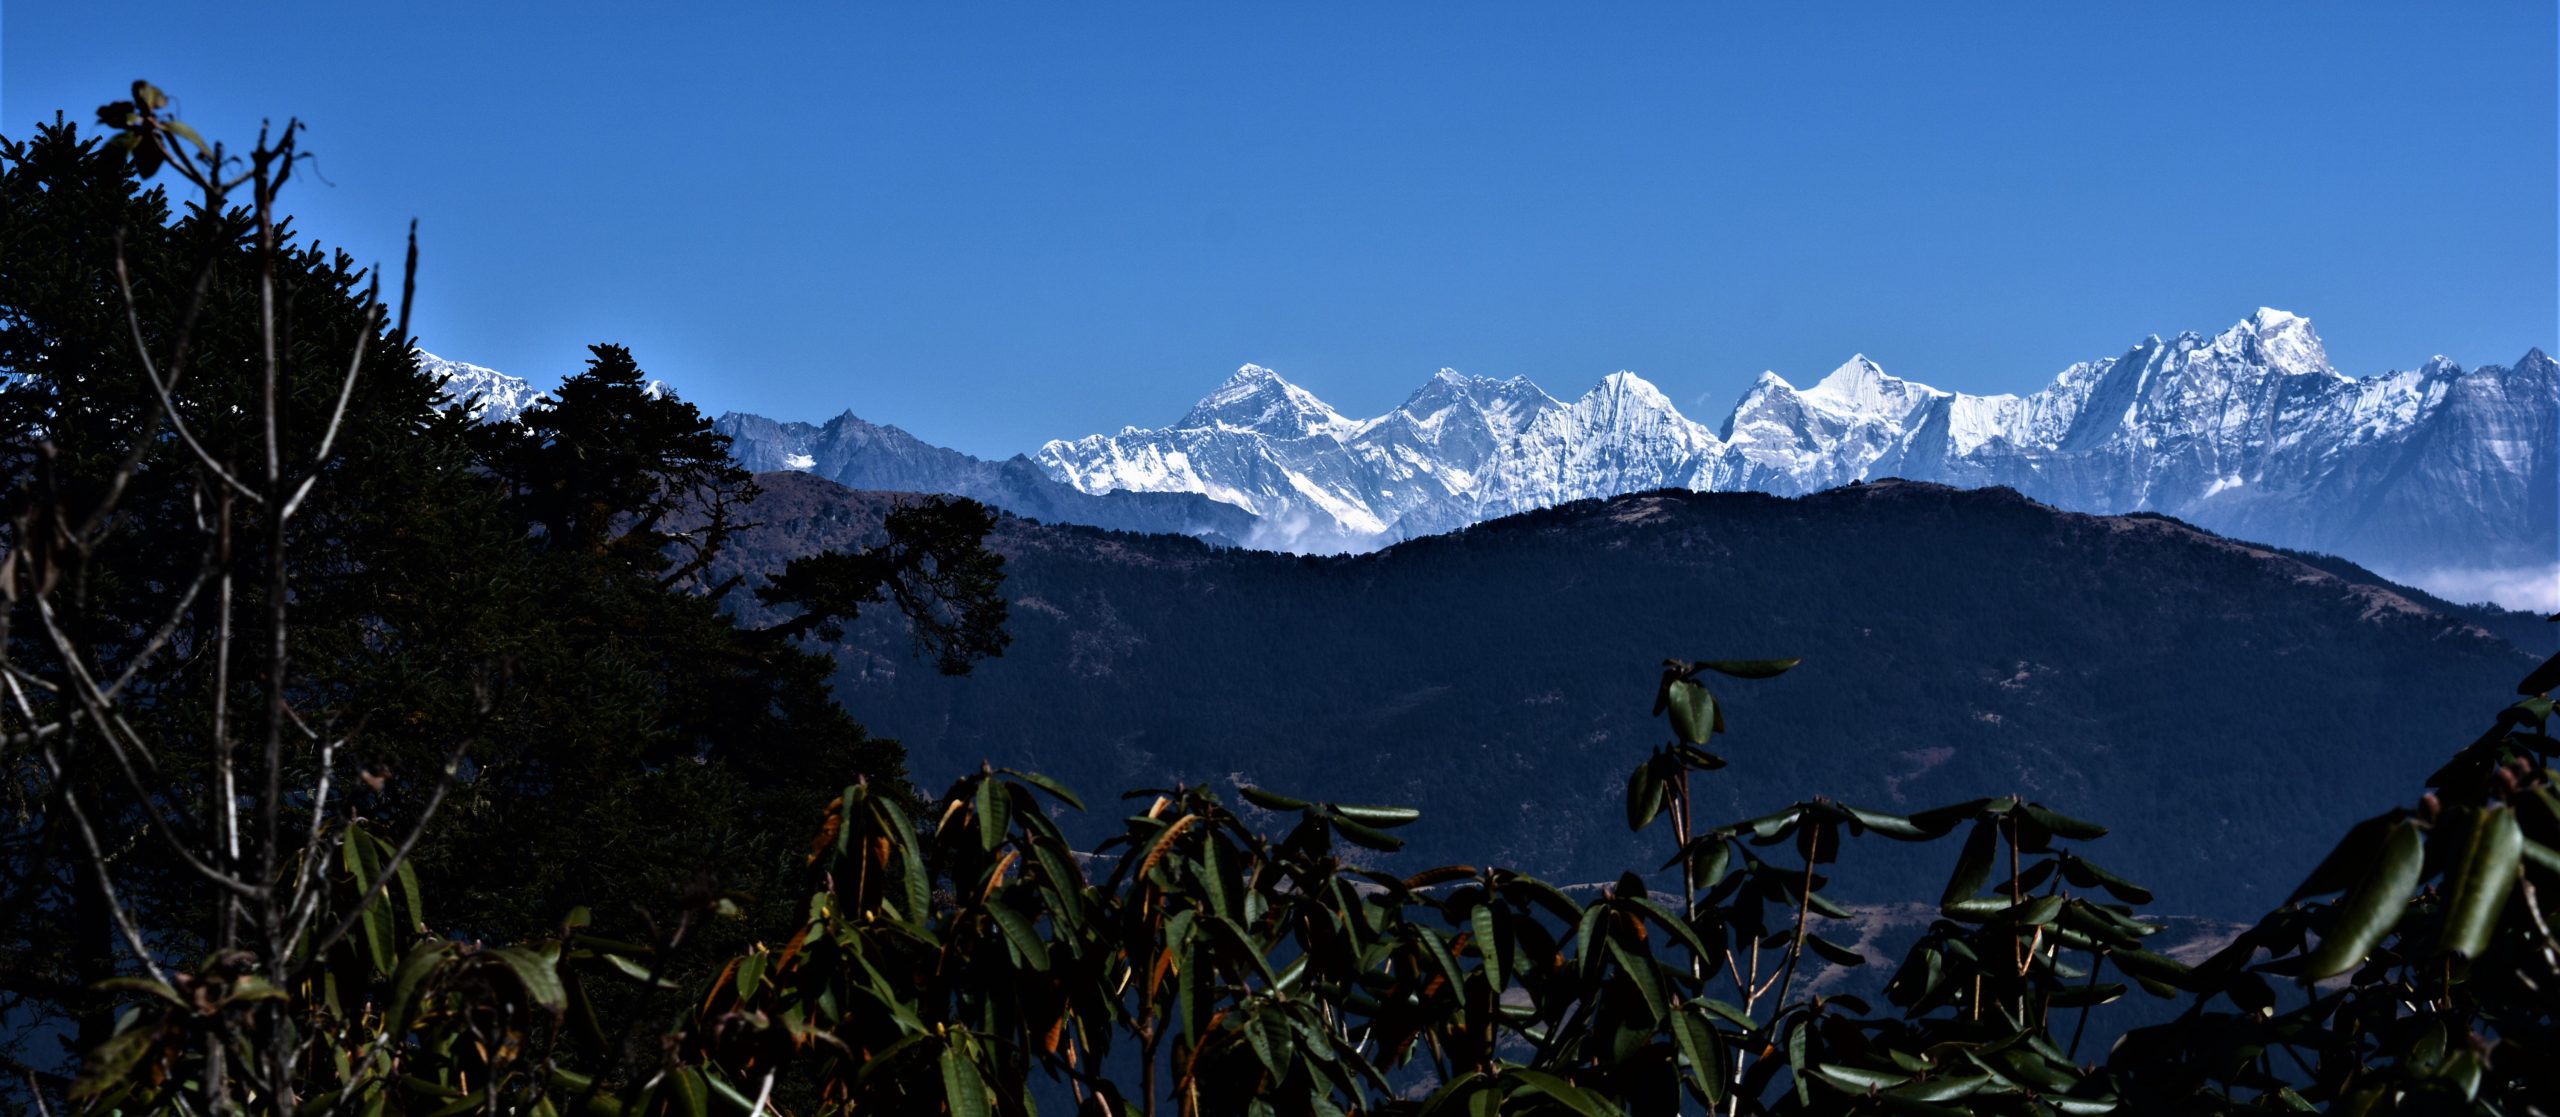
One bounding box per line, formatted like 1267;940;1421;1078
720;473;2542;918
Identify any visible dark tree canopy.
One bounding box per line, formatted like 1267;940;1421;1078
0;112;1010;1096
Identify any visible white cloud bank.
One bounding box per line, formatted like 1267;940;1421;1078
2387;564;2560;614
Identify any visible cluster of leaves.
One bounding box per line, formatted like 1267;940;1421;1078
771;650;2544;1116
216;645;2529;1117
2105;653;2560;1114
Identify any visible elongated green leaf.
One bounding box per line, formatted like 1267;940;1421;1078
2064;855;2154;904
2107;947;2191;988
95;976;186;1008
871;800;933;921
1688;839;1733;889
2019;802;2107;840
1239;785;1311;811
388;941;453;1035
1210;915;1278;989
1812;1064;1913;1092
1697;997;1756;1028
1626;761;1666;832
1572;903;1606;978
2288;815;2395;901
1738;804;1804;841
975;777;1011;852
1886;1074;1992;1103
1471;904;1504;991
985;897;1053;971
1333;803;1421;827
1941;819;1997;910
941;1046;991;1117
997;767;1087;811
1609;935;1667;1021
1503;1069;1619;1117
69;1024;158;1103
1416;926;1467;995
1670;1007;1727;1104
1629;896;1713;962
2441;805;2523;959
1415;1073;1489;1117
1179;951;1205;1044
2301;819;2425;979
1840;804;1930;840
2523;837;2560;876
1997;895;2067;927
1803;933;1866;967
1332;816;1406;851
1666;680;1717;744
667;1068;709;1117
491;947;567;1014
1031;840;1089;926
394;848;427;937
342;828;396;977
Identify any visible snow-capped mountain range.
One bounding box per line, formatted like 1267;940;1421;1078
1034;309;2554;605
419;352;669;423
419;309;2558;609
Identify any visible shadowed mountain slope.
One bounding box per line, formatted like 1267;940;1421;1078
719;472;2544;918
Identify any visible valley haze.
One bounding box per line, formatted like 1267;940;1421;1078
430;308;2558;611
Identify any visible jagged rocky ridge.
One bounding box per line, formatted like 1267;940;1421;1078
1033;310;2556;605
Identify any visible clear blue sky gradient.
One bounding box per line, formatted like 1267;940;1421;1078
6;3;2554;458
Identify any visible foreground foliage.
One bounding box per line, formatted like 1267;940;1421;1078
61;642;2560;1116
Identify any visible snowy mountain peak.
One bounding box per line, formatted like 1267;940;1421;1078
2251;306;2305;331
1590;370;1674;407
1179;363;1355;436
1013;308;2551;606
2217;307;2333;377
421;350;672;422
419;351;542;423
1802;354;1947;420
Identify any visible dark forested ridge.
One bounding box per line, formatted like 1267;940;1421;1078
721;472;2543;918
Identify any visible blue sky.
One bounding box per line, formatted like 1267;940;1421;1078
6;3;2553;458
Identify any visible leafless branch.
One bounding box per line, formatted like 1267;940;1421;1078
41;755;172;986
110;243;262;504
103;536;220;700
75;242;222;542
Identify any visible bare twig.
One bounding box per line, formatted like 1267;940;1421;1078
40;755;172;986
110;244;262;504
1769;856;1816;1012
